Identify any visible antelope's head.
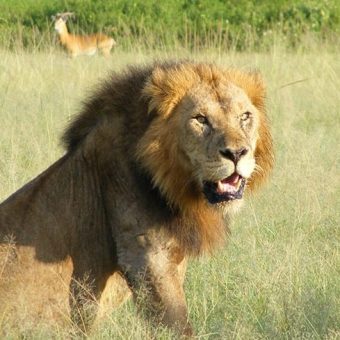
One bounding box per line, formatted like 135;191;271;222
52;12;74;33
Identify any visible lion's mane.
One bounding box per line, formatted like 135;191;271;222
63;61;274;255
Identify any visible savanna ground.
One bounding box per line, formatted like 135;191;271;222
0;42;339;339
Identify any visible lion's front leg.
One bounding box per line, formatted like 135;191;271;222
69;270;104;333
117;235;193;336
68;259;112;333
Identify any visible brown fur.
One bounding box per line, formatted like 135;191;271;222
0;61;273;336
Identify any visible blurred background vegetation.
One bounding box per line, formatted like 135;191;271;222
0;0;339;51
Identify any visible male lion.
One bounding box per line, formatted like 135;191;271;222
0;61;273;336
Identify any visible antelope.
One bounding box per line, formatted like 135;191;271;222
52;12;116;57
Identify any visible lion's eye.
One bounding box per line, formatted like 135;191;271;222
195;115;209;125
241;111;251;121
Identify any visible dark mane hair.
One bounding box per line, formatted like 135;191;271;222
62;65;153;152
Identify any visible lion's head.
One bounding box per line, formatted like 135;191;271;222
137;62;274;253
139;63;273;208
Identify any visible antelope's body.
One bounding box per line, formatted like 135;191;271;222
54;15;115;57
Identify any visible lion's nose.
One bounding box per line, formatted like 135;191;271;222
220;147;248;163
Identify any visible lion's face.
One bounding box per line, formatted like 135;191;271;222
175;82;259;204
139;63;273;213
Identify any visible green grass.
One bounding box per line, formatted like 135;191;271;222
0;45;339;338
0;0;339;50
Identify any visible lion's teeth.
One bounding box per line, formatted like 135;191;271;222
217;181;226;193
236;180;241;190
217;181;236;194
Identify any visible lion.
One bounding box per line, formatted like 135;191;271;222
0;61;273;336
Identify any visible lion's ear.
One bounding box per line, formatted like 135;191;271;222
241;71;266;111
142;65;197;117
248;72;266;111
142;67;171;116
227;70;266;112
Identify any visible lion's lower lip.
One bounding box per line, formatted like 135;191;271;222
203;175;245;204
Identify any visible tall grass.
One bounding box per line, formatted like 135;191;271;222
1;0;339;51
0;43;339;338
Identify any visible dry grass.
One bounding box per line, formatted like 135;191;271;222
0;45;339;338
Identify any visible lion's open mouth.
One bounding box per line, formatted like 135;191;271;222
203;173;246;204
